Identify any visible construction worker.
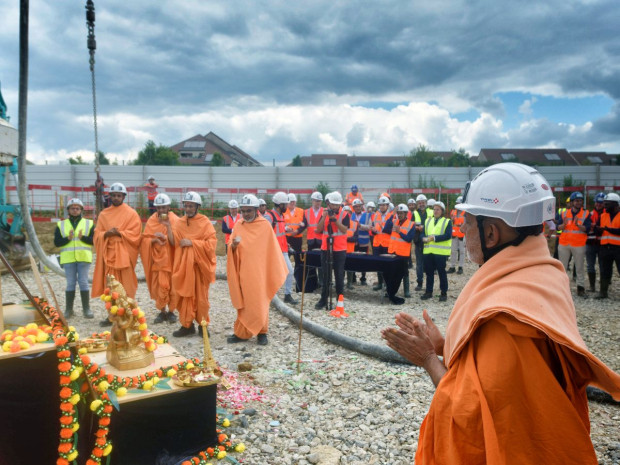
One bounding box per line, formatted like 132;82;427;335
258;198;267;216
144;175;158;215
92;182;142;327
382;163;620;465
265;191;297;305
284;193;305;267
412;194;430;291
557;192;591;297
55;198;94;318
385;204;415;303
406;198;416;221
371;196;393;291
227;194;288;345
595;192;620;299
421;200;452;302
222;199;241;253
447;195;465;274
553;197;570;259
140;193;179;324
302;191;324;251
314;192;350;310
345;184;364;206
170;191;217;337
350;199;371;285
585;193;605;292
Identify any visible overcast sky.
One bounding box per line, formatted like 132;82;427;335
1;0;619;165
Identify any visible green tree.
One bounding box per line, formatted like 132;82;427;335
447;148;471;167
211;152;224;166
315;181;330;199
97;151;111;165
291;155;302;166
132;140;179;165
68;155;88;165
405;144;436;167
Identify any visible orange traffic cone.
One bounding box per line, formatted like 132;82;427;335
329;295;349;318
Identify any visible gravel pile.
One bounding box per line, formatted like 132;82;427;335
4;256;619;465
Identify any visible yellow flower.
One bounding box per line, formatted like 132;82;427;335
103;444;113;456
110;305;118;315
36;330;49;342
78;347;88;355
72;422;80;433
166;369;176;377
186;362;194;369
142;380;153;391
151;376;160;386
235;443;246;453
217;451;227;459
67;450;78;461
69;326;76;332
2;341;11;352
97;380;110;392
69;393;81;405
137;310;145;318
70;369;81;381
19;341;30;349
116;387;127;397
222;418;230;427
26;323;38;330
138;323;147;331
90;399;103;411
100;294;106;301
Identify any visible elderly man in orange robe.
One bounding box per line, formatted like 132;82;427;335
170;191;217;337
92;182;142;327
140;193;179;324
382;163;620;465
226;194;287;345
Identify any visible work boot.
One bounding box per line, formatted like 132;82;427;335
577;286;586;297
154;312;167;324
373;273;384;291
65;291;75;318
415;283;423;292
588;272;596;292
595;280;609;299
457;267;463;275
173;324;195;337
227;334;248;344
360;273;367;286
439;292;448;302
197;325;210;338
314;299;327;310
420;292;433;300
389;295;405;305
446;267;456;274
284;294;298;305
167;312;178;324
99;317;113;327
257;334;269;346
403;279;411;298
347;272;354;290
80;290;93;319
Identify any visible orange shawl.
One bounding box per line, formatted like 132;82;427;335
91;203;142;298
416;235;620;464
140;211;179;308
227;215;287;336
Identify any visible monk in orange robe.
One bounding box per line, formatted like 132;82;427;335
170;191;217;337
140;193;179;324
226;195;287;345
382;163;620;464
92;183;142;327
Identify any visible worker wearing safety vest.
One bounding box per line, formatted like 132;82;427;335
222;199;241;253
258;198;267;216
345;184;364;206
595;192;620;299
384;204;416;303
348;199;371;287
144;175;158;215
284;193;305;267
314;191;350;310
371;196;394;291
421;201;452;302
301;191;324;251
54;198;94;318
557;192;591;297
447;196;466;274
553;197;570;259
266;191;298;305
411;194;430;291
585;193;606;292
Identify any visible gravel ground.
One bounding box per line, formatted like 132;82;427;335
4;255;619;465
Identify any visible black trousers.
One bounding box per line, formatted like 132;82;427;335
320;250;346;300
424;253;448;294
599;244;620;281
414;244;424;286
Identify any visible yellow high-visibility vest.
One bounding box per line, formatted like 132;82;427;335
423;216;452;256
58;218;94;264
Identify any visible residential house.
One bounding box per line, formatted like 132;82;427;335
170;132;262;166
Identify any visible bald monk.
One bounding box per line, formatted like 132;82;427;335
170;191;217;337
140;193;179;324
226;194;287;345
92;182;142;327
382;163;620;464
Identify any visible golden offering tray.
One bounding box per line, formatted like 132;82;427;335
173;319;221;387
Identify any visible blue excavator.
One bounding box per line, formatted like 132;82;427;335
0;82;27;261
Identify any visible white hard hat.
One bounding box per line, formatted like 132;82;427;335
109;182;127;195
435;201;446;211
416;194;427;202
67;198;84;209
456;196;463;204
456;162;555;227
258;198;267;206
310;191;323;201
352;199;363;206
397;203;408;212
183;191;202;206
605;192;620;203
147;175;155;181
288;193;297;202
228;199;239;209
240;194;260;208
154;193;171;206
328;191;343;205
366;201;376;209
272;191;289;205
378;196;390;205
407;198;416;205
427;199;436;207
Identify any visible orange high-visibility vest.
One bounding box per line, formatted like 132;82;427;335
372;210;393;248
144;182;158;201
284;207;304;238
223;213;241;244
450;209;465;238
345;192;364;206
559;209;589;247
267;210;288;253
388;218;413;257
321;209;348;252
305;207;324;241
600;211;620;246
346;216;359;253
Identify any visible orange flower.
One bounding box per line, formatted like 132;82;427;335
60;387;73;399
80;355;91;365
60;427;73;439
54;336;68;346
60;402;74;413
60;415;74;425
57;349;71;358
86;459;98;465
58;442;72;453
59;375;71;385
93;447;103;457
99;417;111;426
218;445;225;451
103;405;113;414
206;447;214;456
218;433;227;443
58;362;72;372
192;458;200;465
57;458;69;465
107;374;115;384
96;428;107;438
181;462;192;465
96;437;106;446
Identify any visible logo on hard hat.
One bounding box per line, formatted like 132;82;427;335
541;184;549;190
